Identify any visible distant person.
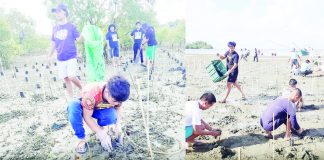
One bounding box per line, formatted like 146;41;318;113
130;22;144;65
185;92;221;147
216;41;246;103
288;48;302;71
299;60;313;76
254;48;259;62
67;75;130;153
141;23;157;68
48;3;82;99
106;24;120;67
260;88;304;139
281;79;304;112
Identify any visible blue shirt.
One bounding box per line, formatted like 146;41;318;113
130;29;144;44
52;22;80;61
105;31;119;48
145;27;157;46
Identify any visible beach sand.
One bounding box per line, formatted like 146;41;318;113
185;54;324;159
0;48;186;159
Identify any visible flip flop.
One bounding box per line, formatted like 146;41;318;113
75;141;88;154
241;97;247;101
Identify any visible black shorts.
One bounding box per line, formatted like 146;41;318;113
227;71;238;83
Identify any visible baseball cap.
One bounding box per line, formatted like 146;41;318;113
52;3;68;16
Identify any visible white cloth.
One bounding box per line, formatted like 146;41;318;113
57;58;77;79
185;101;202;126
300;63;311;72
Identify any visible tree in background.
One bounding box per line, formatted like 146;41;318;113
0;9;49;68
186;41;214;49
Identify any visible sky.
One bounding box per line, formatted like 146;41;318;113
0;0;185;35
186;0;324;50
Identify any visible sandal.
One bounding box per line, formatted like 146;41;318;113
75;141;88;154
241;96;247;101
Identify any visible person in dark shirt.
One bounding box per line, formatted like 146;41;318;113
141;23;157;68
130;22;144;65
106;24;120;67
217;41;246;103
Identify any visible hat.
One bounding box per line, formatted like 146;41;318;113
52;4;68;16
227;41;236;47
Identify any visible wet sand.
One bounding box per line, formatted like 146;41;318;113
0;48;186;159
185;54;324;159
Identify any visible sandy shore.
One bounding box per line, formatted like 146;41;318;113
185;54;324;159
0;48;186;159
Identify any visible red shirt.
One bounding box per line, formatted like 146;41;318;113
81;82;113;110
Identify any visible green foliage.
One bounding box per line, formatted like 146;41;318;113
0;9;50;68
156;20;185;47
186;41;213;49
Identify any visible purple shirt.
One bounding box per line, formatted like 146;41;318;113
52;22;80;61
261;97;300;131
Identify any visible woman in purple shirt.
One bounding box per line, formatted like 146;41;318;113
260;88;304;139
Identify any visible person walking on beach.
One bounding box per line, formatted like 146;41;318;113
254;48;259;62
216;41;246;103
130;21;144;65
288;48;302;71
67;75;130;153
48;3;82;99
106;24;120;67
260;88;304;139
185;92;222;147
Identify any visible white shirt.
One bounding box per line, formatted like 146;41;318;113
300;63;311;72
290;51;299;59
185;101;202;126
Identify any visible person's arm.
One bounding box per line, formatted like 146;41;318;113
201;119;212;131
216;53;226;60
298;55;302;62
115;105;122;135
193;123;220;137
48;41;56;66
228;54;239;73
83;108;102;133
228;63;238;73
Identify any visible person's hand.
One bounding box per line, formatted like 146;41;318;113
224;70;231;77
211;130;221;137
116;133;123;145
96;129;112;152
48;56;53;67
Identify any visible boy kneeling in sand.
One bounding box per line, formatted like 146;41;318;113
185;92;222;147
282;79;304;112
260;88;304;139
67;75;130;153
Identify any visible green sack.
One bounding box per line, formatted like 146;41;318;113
300;49;309;56
206;60;227;83
82;24;105;82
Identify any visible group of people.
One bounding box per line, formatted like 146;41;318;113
289;48;313;76
47;3;158;153
185;41;306;148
